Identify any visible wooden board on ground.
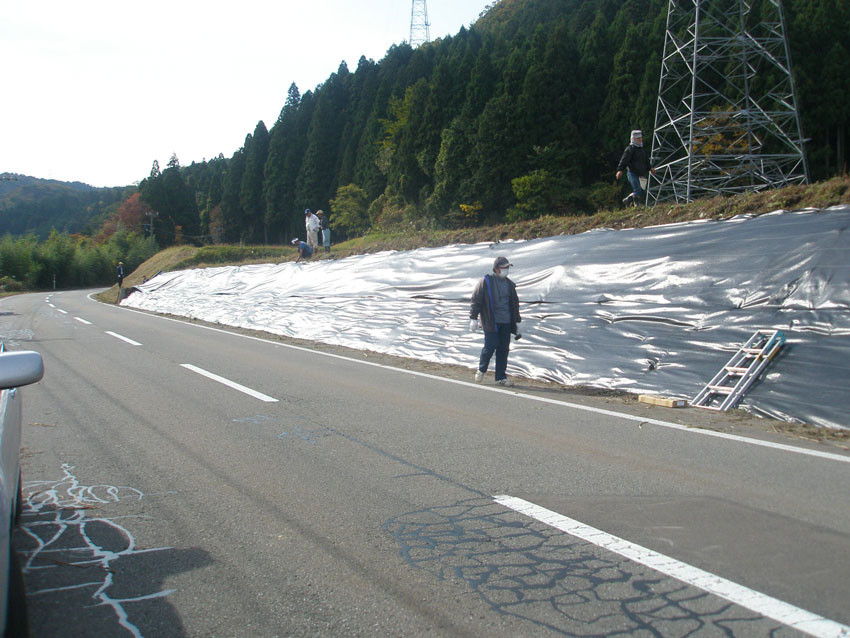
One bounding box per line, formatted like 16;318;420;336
639;395;688;408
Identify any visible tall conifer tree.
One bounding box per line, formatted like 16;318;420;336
264;84;302;243
241;122;270;243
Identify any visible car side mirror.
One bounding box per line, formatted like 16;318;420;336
0;351;44;390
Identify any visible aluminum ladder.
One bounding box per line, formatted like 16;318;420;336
691;329;786;411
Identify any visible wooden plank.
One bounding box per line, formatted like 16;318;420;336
638;395;688;408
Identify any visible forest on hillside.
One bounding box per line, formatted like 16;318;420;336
5;0;849;250
0;175;132;239
136;0;845;248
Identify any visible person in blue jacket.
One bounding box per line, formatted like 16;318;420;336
291;238;313;263
469;256;522;386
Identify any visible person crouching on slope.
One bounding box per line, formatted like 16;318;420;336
469;256;522;386
292;238;313;263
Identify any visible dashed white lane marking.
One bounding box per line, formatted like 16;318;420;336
105;331;142;346
74;317;92;325
180;364;278;403
57;308;67;314
494;495;850;638
107;301;850;465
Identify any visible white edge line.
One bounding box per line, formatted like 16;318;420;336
74;317;92;325
494;495;850;638
105;331;142;346
180;364;278;403
104;299;849;464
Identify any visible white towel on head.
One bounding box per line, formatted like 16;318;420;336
631;129;643;147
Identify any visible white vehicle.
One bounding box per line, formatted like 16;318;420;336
0;348;44;637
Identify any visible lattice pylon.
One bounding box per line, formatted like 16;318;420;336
648;0;808;205
409;0;431;48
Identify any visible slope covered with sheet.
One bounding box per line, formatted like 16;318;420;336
122;207;850;429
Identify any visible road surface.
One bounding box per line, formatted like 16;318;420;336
1;289;848;637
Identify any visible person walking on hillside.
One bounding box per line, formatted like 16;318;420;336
469;256;522;386
305;209;320;252
116;261;125;288
317;210;331;253
292;238;313;263
616;129;656;204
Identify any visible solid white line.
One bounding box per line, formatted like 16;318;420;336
180;364;278;403
105;331;142;346
494;495;850;638
74;317;92;325
108;301;850;464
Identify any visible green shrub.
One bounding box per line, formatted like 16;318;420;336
0;277;23;292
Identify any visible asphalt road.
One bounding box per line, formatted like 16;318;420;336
2;289;849;637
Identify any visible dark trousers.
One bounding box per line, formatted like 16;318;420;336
479;323;512;381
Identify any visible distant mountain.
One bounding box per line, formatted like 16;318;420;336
0;173;134;239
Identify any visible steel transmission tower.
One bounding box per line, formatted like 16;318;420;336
649;0;808;204
409;0;431;48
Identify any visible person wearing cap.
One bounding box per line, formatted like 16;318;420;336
615;129;656;204
316;210;331;253
305;208;320;252
469;256;522;386
116;261;125;288
291;237;313;263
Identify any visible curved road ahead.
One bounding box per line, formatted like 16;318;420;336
2;289;849;637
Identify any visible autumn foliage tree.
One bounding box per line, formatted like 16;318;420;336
117;193;152;234
94;192;152;243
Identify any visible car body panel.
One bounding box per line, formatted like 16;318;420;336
0;349;44;631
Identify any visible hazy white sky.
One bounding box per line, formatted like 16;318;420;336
0;0;487;188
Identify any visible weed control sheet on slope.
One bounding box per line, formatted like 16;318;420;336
122;206;850;430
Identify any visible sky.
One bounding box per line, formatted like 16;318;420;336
0;0;489;188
